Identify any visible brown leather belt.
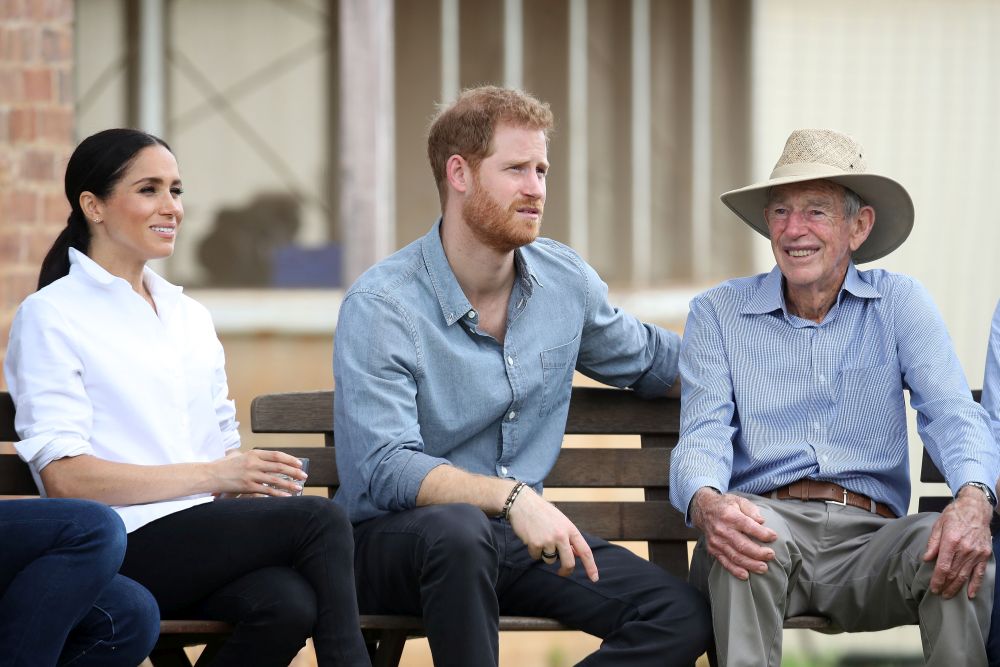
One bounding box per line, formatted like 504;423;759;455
772;479;896;519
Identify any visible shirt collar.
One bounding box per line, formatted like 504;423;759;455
68;247;183;306
420;219;539;326
741;262;881;317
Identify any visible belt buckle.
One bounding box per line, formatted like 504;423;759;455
825;488;849;507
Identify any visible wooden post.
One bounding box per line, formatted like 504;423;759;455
339;0;395;287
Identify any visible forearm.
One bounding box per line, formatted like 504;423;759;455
41;454;217;505
415;464;517;515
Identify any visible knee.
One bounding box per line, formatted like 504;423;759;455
108;577;161;662
63;500;128;575
291;495;355;562
704;503;796;592
418;504;497;574
646;568;713;642
421;503;493;550
254;571;318;639
85;575;160;664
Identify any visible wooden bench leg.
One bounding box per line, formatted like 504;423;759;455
147;646;194;667
371;630;408;667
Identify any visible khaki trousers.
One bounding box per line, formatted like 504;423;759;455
690;494;993;667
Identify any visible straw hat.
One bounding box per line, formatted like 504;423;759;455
720;129;913;263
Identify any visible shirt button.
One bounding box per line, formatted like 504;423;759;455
508;411;517;420
500;466;508;476
506;356;514;366
813;422;820;430
818;374;825;383
467;310;477;319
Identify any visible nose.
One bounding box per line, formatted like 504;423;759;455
522;171;544;201
783;210;809;236
160;192;182;217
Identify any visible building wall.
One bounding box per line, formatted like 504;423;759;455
0;0;75;389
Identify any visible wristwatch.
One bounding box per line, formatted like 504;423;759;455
960;481;998;508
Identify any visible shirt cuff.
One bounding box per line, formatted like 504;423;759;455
14;435;93;489
395;452;452;510
631;327;681;397
676;476;727;527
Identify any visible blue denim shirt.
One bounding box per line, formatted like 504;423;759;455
334;221;680;523
670;264;1000;521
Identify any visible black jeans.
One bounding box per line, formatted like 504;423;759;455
121;496;370;667
353;503;712;666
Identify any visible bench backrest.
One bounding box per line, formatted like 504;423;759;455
250;387;698;577
0;387;967;579
0;393;34;495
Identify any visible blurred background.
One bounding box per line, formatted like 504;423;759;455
2;0;999;664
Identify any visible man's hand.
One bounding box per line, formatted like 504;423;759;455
691;487;778;580
507;486;599;582
923;486;993;599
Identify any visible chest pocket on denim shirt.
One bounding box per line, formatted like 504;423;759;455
539;336;579;417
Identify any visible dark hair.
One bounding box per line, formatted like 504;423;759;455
37;128;172;290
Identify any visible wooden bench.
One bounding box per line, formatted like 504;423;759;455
0;386;965;666
249;386;834;666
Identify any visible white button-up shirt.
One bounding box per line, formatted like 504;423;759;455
4;249;241;532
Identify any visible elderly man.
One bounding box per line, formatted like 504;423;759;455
670;128;998;666
334;86;711;666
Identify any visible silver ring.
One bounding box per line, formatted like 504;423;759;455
541;549;558;560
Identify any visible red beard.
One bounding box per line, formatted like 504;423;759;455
462;182;543;253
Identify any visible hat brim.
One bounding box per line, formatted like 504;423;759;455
720;172;914;263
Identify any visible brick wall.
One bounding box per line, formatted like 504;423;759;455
0;0;75;387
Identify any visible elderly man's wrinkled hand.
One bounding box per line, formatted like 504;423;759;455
923;488;993;599
691;488;778;581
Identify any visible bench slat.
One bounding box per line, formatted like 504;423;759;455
555;500;698;541
261;446;675;489
250;387;681;437
0;393;15;442
0;455;36;496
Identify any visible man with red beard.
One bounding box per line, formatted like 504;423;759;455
332;86;711;666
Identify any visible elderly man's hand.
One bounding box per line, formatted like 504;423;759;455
923;486;994;599
691;488;778;580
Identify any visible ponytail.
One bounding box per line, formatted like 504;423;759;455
37;211;91;290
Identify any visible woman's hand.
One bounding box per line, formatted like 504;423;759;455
210;450;307;497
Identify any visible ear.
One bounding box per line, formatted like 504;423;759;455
445;155;472;195
848;205;875;252
79;191;104;224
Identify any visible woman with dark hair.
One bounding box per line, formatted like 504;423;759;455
4;129;371;666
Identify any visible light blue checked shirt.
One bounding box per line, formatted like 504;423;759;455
334;221;680;524
670;264;1000;521
980;299;1000;446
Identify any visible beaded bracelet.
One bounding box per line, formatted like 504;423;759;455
498;480;527;521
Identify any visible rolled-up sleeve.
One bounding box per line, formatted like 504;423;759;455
981;299;1000;456
3;298;95;480
333;291;451;521
669;295;737;523
898;279;1000;494
575;259;679;397
210;333;241;452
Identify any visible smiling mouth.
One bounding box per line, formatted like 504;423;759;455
787;248;817;258
150;226;176;235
